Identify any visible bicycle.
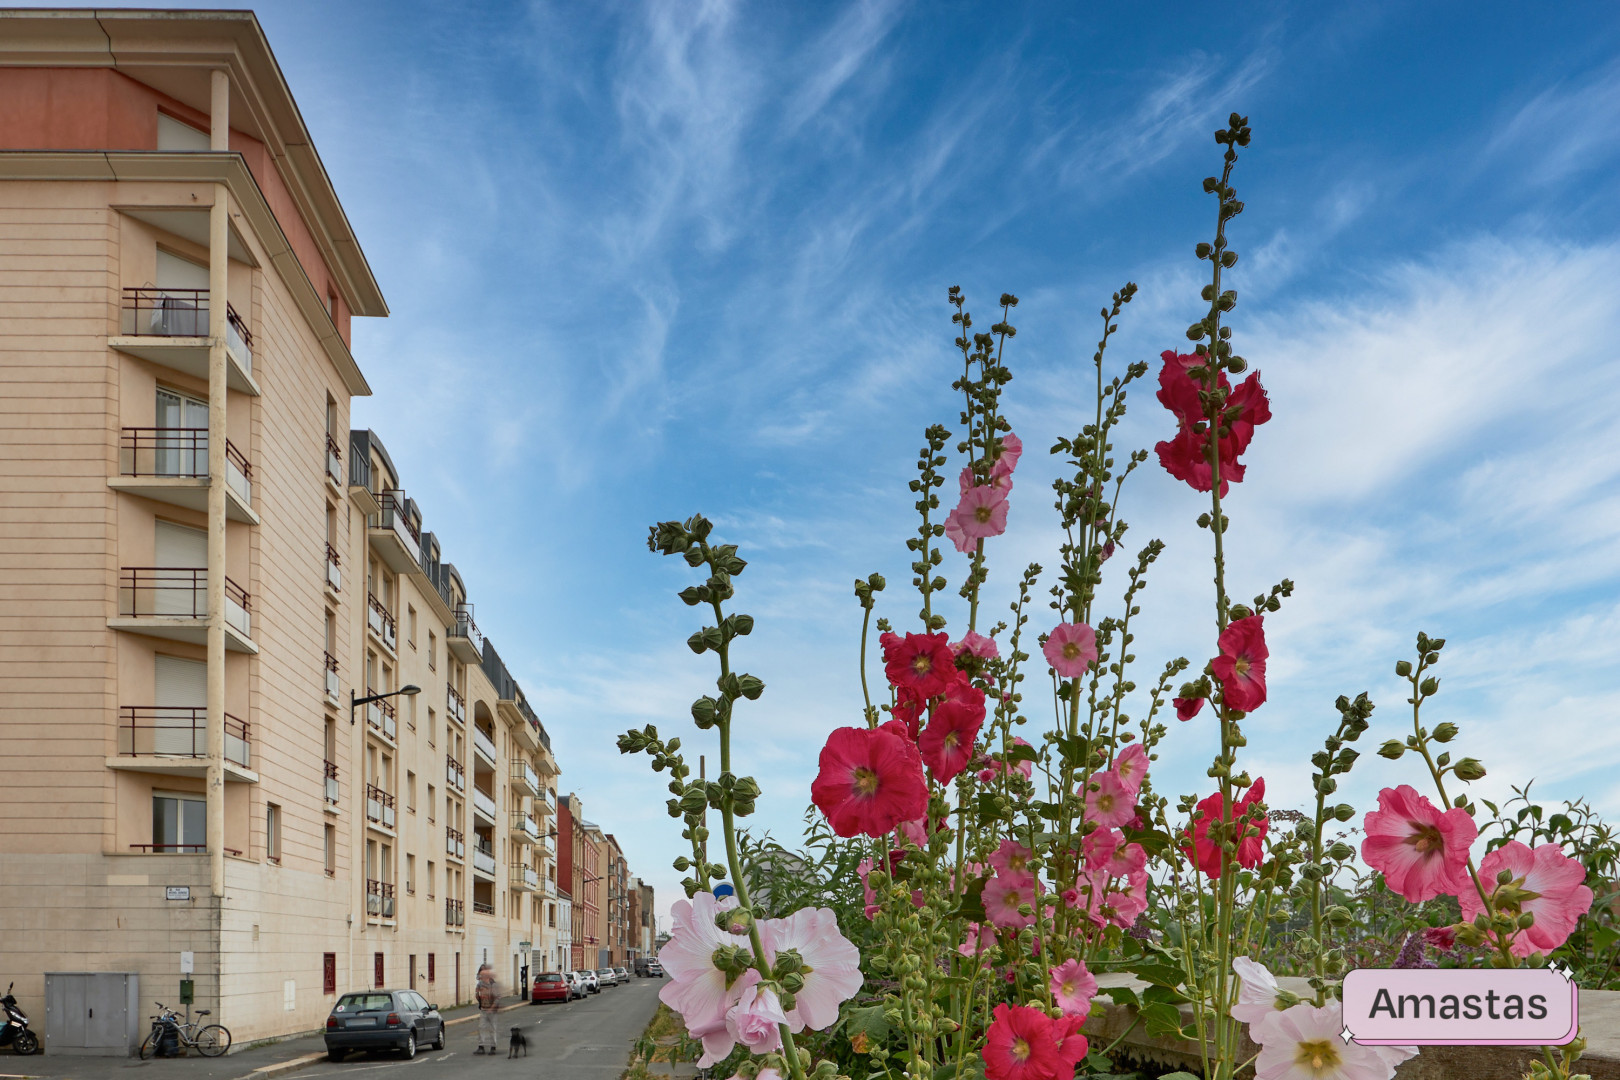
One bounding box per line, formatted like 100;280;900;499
138;1002;232;1059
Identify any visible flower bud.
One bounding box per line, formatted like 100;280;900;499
1326;905;1353;928
1431;722;1459;743
1378;740;1406;760
1452;758;1487;781
1517;912;1537;930
1395;659;1412;677
1333;803;1355;822
1274;989;1301;1008
1327;842;1354;861
1419;676;1440;697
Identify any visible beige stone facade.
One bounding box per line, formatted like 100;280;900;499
0;9;564;1049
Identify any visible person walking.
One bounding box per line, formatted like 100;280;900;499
474;964;500;1056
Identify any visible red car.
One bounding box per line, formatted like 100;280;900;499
532;972;571;1004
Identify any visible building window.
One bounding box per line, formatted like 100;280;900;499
548;904;556;928
153;793;206;852
427;783;436;823
406;853;416;895
374;953;385;989
428;632;436;670
427;860;435;900
408;606;417;648
427;708;436;747
266;803;281;864
406;771;416;813
323;953;337;995
324;824;336;876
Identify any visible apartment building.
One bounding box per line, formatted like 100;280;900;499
0;9;559;1050
558;794;605;971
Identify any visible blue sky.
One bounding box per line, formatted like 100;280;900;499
194;1;1620;916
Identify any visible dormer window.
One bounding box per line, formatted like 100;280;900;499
157;113;210;152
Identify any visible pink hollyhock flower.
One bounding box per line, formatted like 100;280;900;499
1153;351;1271;498
658;891;749;1044
811;726;929;838
857;856;881;919
1101;839;1147;880
725;972;787;1055
1174;696;1204;721
954;484;1010;541
1185;779;1269;878
1459;840;1594;958
944;508;972;554
990;432;1023;479
1360;784;1477;903
1082;827;1121;872
1113;743;1150;795
989;839;1034;880
977;738;1034;783
958;920;997;961
1423;925;1457;951
959;463;1014;495
898;815;931;850
1042;621;1098;678
983;872;1040;930
1253;1000;1392;1080
982;1003;1087;1080
920;696;984;784
954;630;1000;660
1231;956;1281;1025
1211;615;1268;713
762;906;863;1031
1048;958;1098;1017
882;632;956;701
1084;769;1137;829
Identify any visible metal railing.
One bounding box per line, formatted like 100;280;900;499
325;543;342;591
472;899;495;916
117;428;252;497
511;812;540;841
472;726;497;764
446;754;466;791
325;434;343;485
366;594;396;650
446;686;466;725
451;603;484;655
349;442;370;489
117;706;250;768
324;759;340;805
472;787;497;822
324;651;340;703
366;878;396;918
365;783;396;828
117;567;250;632
446;825;465;860
511;761;539;794
446;898;464;926
128;843;242;855
474;845;496;876
118;289;253;370
365;692;397;741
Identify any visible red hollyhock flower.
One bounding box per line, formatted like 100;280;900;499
811;726;928;838
919;683;986;784
1153;350;1271;497
1184;778;1269;878
1211;615;1268;712
982;1004;1055;1080
882;632;956;701
889;695;924;740
1173;696;1204;721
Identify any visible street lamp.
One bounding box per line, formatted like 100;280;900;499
350;683;420;725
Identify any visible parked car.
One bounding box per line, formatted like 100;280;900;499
532;972;571;1005
579;969;600;994
565;971;589;999
596;968;618;988
646;960;664;978
324;990;443;1061
614;967;630;983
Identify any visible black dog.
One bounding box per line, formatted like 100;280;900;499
508;1026;528;1058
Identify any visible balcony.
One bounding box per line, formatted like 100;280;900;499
111;428;258;523
324;652;340;706
510;761;539;797
114;706;252;775
366;594;397;652
113;288;259;395
511;865;539;893
366;879;396;919
472;787;497;825
111;567;256;653
325;543;342;593
539;788;557;816
446;686;466;726
543;876;558;897
511;812;540;844
473;846;496;879
365;694;398;742
472;899;495;916
472;726;497;767
447;604;483;664
445;755;466;793
445;898;465;927
445;826;465;861
324;759;340;807
365;783;396;830
540;832;556;857
325;434;343;487
367;491;420;575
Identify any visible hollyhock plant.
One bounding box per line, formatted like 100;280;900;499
1174;695;1204;721
1231;956;1281;1025
1360;784;1477;903
952;484;1011;542
1113;742;1150;794
1186;779;1269;877
1048;958;1098;1017
990;431;1023;478
1211;615;1268;713
763;907;863;1031
1459;840;1594;957
982;1003;1087;1080
1083;769;1137;829
1153;350;1272;498
658;891;749;1036
984;871;1039;930
977;737;1034;783
810;725;928;838
882;631;956;701
1042;621;1097;677
919;695;984;783
1252;1001;1394;1080
726;975;788;1056
988;839;1034;880
954;630;1000;660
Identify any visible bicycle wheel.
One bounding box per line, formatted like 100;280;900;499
194;1023;231;1057
139;1029;159;1060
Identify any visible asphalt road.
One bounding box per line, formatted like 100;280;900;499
0;977;665;1080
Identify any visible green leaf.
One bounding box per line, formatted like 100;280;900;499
1101;985;1140;1008
846;1004;889;1043
954;875;988;923
1139;1000;1187;1039
1160;1073;1202;1080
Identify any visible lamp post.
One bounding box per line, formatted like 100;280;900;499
351;683;421;725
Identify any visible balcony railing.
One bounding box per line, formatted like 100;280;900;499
325;434;343;486
365;783;396;829
365;693;397;742
119;288;253;372
511;865;539;892
451;603;483;654
472;787;497;823
446;686;466;725
511;812;540;843
540;832;556;857
323;653;341;706
473;846;496;876
366;878;396;918
511;761;539;796
367;594;396;651
325;543;342;592
324;759;340;806
117;428;253;506
472;726;497;765
446;898;464;926
446;825;465;860
446;754;466;792
117;706;250;768
472;899;495;916
348;442;370;490
117;567;251;639
369;491;421;567
543;876;558;897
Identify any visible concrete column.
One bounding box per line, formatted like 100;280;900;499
206;68;229;904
